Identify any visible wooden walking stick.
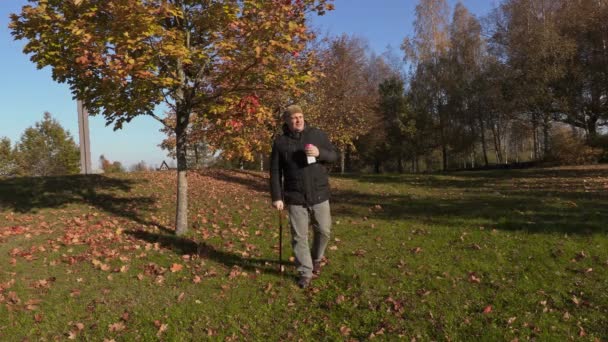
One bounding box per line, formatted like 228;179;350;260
278;210;284;273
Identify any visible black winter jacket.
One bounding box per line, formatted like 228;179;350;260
270;124;338;206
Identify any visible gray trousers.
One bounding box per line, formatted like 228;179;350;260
287;200;332;278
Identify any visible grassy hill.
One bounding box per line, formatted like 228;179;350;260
1;166;607;340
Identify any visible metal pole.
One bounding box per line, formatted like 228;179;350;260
77;100;92;174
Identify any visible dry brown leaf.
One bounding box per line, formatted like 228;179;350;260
108;321;126;332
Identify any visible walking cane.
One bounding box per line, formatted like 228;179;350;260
278;210;284;273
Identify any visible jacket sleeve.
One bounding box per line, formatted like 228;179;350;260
316;130;338;163
269;139;283;202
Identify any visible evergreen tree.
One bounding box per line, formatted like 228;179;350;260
14;112;80;176
379;77;417;172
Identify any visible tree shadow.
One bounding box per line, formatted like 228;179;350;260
125;229;286;277
201;168;269;194
334;166;608;194
0;174;172;232
331;179;608;235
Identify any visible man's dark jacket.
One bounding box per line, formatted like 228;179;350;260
270;124;338;206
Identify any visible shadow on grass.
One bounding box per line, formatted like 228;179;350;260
202;168;269;194
0;174;172;232
331;179;608;235
125;229;286;277
334;167;608;194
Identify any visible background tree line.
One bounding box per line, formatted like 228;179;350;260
0;112;162;177
190;0;607;173
367;0;607;172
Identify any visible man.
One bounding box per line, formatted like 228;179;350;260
270;104;338;288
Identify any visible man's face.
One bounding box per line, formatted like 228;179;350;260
287;112;305;132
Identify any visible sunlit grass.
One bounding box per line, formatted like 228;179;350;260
1;166;607;340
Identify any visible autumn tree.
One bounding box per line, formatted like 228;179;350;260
0;138;17;177
99;154;125;173
402;0;451;170
304;35;379;173
553;0;608;140
349;53;404;173
11;0;332;235
488;0;574;160
443;3;484;167
14;112;80;177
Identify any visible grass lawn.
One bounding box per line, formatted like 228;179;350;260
0;166;607;341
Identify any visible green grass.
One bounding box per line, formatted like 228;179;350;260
1;166;607;340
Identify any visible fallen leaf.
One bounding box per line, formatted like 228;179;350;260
108;322;126;332
34;313;43;323
482;305;492;314
170;263;183;273
468;272;481;284
157;323;168;337
572;296;580;306
352;249;367;257
25;299;42;311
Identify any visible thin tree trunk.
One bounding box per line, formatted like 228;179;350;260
259;152;264;172
441;139;448;171
174;107;190;236
478;115;489;167
542;116;550;159
491;123;502;164
194;144;199;169
586;116;598;141
340;146;345;174
345;145;352;173
374;159;381;174
504;131;509;164
532;113;539;160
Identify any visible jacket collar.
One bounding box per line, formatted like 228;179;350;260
282;122;308;139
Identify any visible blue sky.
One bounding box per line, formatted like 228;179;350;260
0;0;496;170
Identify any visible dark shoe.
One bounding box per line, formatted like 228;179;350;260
312;261;322;278
297;276;312;289
313;257;327;278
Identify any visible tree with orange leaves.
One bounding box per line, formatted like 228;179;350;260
11;0;332;235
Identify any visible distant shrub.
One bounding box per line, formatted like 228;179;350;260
588;134;608;163
549;127;602;165
130;161;150;172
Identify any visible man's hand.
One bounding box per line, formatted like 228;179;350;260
304;144;319;157
272;200;284;211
